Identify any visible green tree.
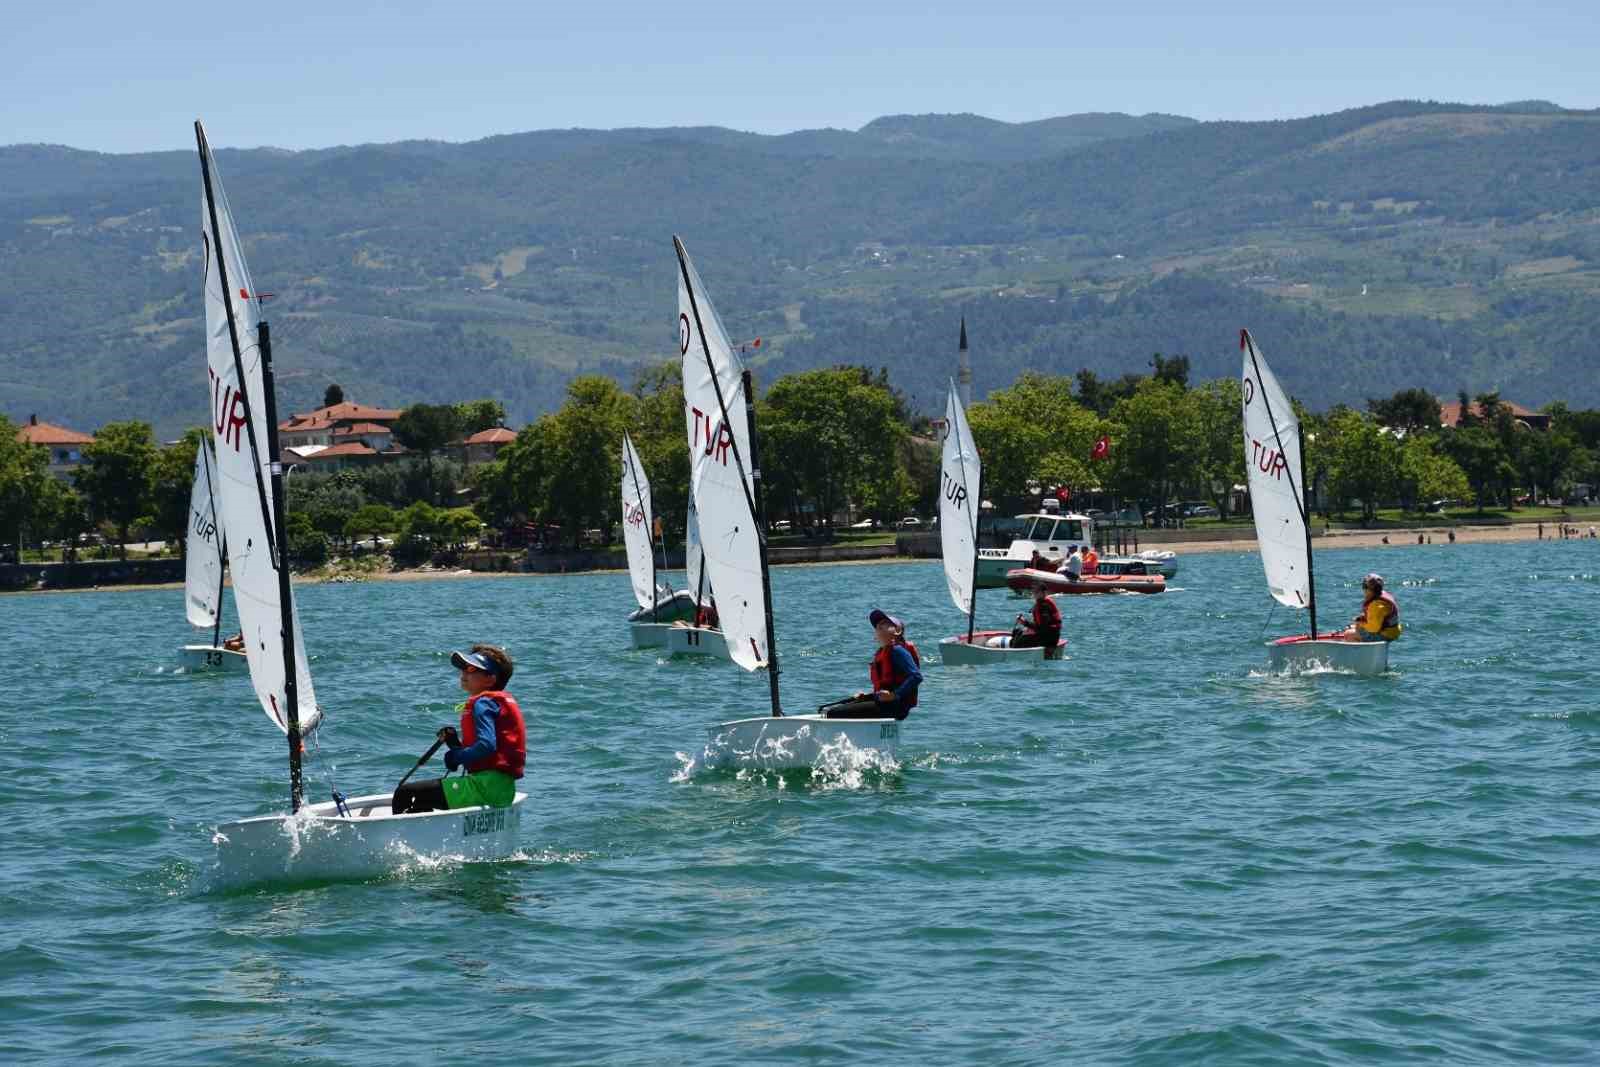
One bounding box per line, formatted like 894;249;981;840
150;429;207;555
392;403;463;503
1106;379;1201;525
286;510;329;566
968;372;1101;511
1190;378;1244;518
345;503;396;550
543;376;636;546
0;416;50;557
74;420;158;558
1367;388;1442;434
1440;426;1514;513
1322;409;1402;522
454;399;508;435
630;361;690;537
36;479;91;561
760;367;906;527
1398;435;1470;511
323;383;345;408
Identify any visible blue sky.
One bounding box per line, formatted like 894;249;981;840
5;0;1595;153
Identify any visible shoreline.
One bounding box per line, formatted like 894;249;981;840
9;523;1591;596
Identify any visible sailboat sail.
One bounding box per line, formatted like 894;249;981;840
620;433;657;613
185;441;226;629
940;381;981;616
198;124;321;734
685;489;705;605
676;237;766;671
1240;330;1311;611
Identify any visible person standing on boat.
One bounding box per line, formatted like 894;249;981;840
825;610;921;720
1342;574;1401;642
392;645;526;814
1011;584;1062;650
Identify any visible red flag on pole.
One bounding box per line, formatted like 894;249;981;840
1090;435;1111;461
1055;486;1071;504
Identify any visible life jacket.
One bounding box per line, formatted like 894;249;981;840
1082;548;1099;575
458;689;527;779
695;604;718;628
1371;591;1401;640
1033;595;1062;633
869;639;921;710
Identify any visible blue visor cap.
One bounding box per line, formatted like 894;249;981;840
868;609;902;630
451;650;495;673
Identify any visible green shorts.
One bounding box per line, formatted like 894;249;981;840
442;770;517;810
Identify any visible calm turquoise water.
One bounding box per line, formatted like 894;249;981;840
2;540;1598;1065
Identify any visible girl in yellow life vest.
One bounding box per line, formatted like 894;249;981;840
1348;573;1401;642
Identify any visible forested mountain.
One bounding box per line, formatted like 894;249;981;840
2;101;1597;437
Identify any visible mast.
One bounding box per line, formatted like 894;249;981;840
967;469;981;644
1299;422;1317;639
196;122;303;811
742;370;782;718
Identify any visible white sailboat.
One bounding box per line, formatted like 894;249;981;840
1241;328;1388;675
676;236;899;769
937;380;1065;664
622;433;688;647
193;122;525;882
664;489;729;659
177;439;245;671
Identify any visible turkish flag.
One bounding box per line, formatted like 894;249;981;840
1055;486;1071;504
1090;435;1111;461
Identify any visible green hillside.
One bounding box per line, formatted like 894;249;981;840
1;101;1597;437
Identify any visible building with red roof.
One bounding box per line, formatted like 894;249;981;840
451;426;517;466
16;414;94;479
1437;399;1550;432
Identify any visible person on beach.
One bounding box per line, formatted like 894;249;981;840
1341;573;1401;643
1011;583;1063;650
392;645;525;814
825;610;920;720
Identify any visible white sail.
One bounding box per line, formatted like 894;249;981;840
685;489;705;604
198;124;321;734
676;236;765;671
620;433;656;612
940;380;981;616
1240;330;1311;610
184;441;226;629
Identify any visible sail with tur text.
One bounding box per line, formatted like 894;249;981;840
1240;329;1311;611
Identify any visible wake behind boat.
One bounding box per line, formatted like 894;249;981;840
194;122;525;882
1241;328;1389;675
675;236;898;770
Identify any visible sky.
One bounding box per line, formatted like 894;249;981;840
4;0;1596;154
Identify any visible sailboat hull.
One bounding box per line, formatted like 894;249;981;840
939;631;1065;665
213;791;528;885
666;625;729;659
630;622;678;649
704;714;901;771
178;644;248;672
1266;636;1389;675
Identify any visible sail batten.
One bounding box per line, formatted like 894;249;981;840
675;237;767;673
620;434;657;613
1241;330;1312;613
197;122;320;736
940;380;981;618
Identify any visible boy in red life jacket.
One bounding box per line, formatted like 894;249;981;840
824;609;921;721
391;644;526;815
1011;584;1062;649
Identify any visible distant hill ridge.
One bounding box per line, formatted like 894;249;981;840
1;99;1597;436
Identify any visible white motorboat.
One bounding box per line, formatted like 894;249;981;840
936;374;1065;665
1242;328;1390;676
675;236;899;769
195;122;526;881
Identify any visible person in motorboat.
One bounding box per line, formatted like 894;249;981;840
1081;545;1099;575
1008;583;1062;649
222;631;245;652
392;645;526;814
1062;547;1084;579
823;609;921;721
1028;549;1057;573
1340;573;1401;642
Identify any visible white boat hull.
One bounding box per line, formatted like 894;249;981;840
1266;636;1390;675
213;791;528;885
666;625;730;659
630;622;678;649
939;631;1065;665
703;714;901;771
178;644;248;672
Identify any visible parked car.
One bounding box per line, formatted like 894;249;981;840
1183;503;1219;518
898;516;922;527
849;518;875;529
772;520;792;532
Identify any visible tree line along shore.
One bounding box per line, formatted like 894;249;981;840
5;355;1599;572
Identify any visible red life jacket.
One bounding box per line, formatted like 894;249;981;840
459;690;526;779
869;640;921;710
